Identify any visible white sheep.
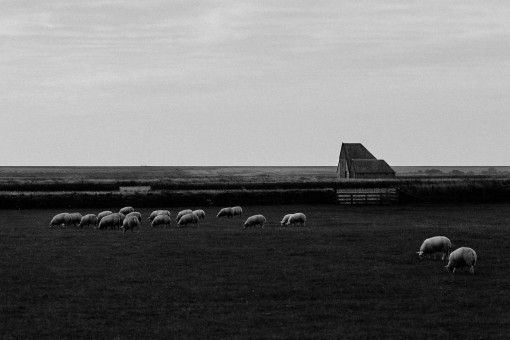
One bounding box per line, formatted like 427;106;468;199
287;213;306;227
445;247;477;274
119;206;135;215
232;206;243;217
121;215;140;233
69;212;83;227
97;211;113;224
192;209;205;220
176;209;193;222
217;207;234;218
148;210;171;222
125;212;142;224
49;212;72;229
151;214;171;228
112;213;126;229
280;214;293;226
178;212;199;228
244;214;266;229
79;214;98;229
417;236;452;260
98;214;122;230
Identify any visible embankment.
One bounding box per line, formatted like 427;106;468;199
1;177;510;208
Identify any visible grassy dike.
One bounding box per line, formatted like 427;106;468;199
1;177;510;208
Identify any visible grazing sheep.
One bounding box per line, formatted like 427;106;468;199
125;212;142;224
49;213;72;229
417;236;452;261
192;209;205;221
148;210;171;222
244;214;266;229
178;212;199;228
97;211;113;224
98;214;123;230
79;214;98;229
151;214;171;228
286;213;306;227
112;213;126;229
232;206;243;217
446;247;477;274
119;206;135;215
217;207;234;218
69;212;83;227
280;214;293;226
121;215;140;233
176;209;193;222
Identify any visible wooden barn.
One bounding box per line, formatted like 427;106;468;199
337;143;395;179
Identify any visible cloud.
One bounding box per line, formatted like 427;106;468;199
1;1;510;165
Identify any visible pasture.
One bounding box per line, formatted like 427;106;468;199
1;204;509;339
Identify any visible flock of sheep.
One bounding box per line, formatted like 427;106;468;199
48;205;307;232
417;236;478;275
49;207;476;275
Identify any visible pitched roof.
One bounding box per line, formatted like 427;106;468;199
341;143;376;161
351;159;395;174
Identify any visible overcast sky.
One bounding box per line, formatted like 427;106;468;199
1;1;509;166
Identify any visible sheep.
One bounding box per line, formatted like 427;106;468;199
97;211;113;224
69;212;83;227
119;206;135;215
287;213;306;227
151;214;171;228
148;210;171;222
217;207;234;218
244;214;266;229
232;206;243;217
121;215;140;233
445;247;478;274
177;212;199;228
176;209;193;222
111;213;126;229
98;213;122;230
417;236;452;261
49;213;72;229
79;214;98;229
125;212;142;224
192;209;205;221
280;214;293;226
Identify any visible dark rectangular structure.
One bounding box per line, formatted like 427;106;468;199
337;143;395;179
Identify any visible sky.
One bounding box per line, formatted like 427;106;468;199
1;0;510;166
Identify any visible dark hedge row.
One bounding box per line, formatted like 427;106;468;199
399;179;510;204
2;177;490;191
0;189;338;209
1;178;510;208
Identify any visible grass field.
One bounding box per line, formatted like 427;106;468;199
1;204;509;339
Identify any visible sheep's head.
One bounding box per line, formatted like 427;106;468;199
417;251;424;259
445;264;454;273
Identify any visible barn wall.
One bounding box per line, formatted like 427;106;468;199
354;173;396;179
338;159;348;179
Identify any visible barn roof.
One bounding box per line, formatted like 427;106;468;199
351;159;395;174
341;143;376;161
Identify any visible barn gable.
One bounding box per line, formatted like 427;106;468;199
340;143;376;161
337;143;395;179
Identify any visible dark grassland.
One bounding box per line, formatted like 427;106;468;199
1;204;510;339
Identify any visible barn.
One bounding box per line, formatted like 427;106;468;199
337;143;395;179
